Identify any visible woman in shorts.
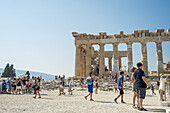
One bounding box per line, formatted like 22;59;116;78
12;78;17;94
84;72;94;101
131;67;138;109
114;79;118;93
159;74;168;101
95;80;98;94
68;78;73;95
59;78;65;96
16;78;22;94
33;79;41;98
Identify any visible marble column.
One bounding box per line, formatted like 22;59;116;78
108;57;112;71
86;44;92;77
83;53;86;76
99;43;105;77
119;57;121;71
156;42;163;76
80;47;83;76
141;43;148;76
112;43;119;73
127;43;133;72
75;45;81;77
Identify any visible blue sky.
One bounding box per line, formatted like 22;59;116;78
0;0;170;76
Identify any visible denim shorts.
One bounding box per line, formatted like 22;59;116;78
137;88;146;99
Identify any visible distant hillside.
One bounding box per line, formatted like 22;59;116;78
0;68;55;80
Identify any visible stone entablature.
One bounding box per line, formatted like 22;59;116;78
73;29;170;78
73;29;170;41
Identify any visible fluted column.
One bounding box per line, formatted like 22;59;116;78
141;43;148;76
80;48;83;76
75;45;81;77
108;57;112;71
119;57;122;71
127;43;133;72
156;42;163;76
99;43;105;77
113;43;119;73
86;44;92;77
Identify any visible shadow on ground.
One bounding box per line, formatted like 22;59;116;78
148;108;166;113
94;101;114;103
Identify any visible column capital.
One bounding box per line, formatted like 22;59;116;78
126;42;133;45
141;42;147;45
99;43;105;46
112;43;119;46
75;44;81;47
155;41;162;44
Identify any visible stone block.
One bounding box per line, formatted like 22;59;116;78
161;101;170;107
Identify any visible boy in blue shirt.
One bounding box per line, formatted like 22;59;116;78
2;80;7;93
114;71;126;103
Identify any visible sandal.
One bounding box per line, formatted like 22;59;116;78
132;105;137;109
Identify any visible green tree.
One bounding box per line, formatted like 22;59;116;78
25;71;30;79
1;63;16;77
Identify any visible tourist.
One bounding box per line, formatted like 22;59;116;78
68;78;73;95
16;78;22;94
114;79;118;93
84;72;94;101
33;77;37;94
12;78;17;94
7;78;12;93
95;80;98;94
114;73;118;79
58;77;65;96
62;77;65;94
134;62;150;111
2;80;7;93
114;71;126;103
151;85;156;95
159;74;168;101
33;79;41;98
130;66;138;109
26;79;31;94
22;77;27;94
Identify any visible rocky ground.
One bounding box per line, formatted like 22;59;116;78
0;88;169;113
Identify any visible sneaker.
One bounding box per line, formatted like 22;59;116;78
114;98;118;103
121;101;126;103
139;107;148;111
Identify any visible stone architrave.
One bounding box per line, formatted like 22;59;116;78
141;43;148;76
86;44;92;77
156;42;163;76
75;45;81;77
127;43;133;72
99;43;105;77
112;43;119;73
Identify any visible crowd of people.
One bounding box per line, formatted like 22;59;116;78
84;61;169;112
1;76;41;98
1;63;169;111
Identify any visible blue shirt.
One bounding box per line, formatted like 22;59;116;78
134;68;147;88
117;75;123;89
2;82;7;89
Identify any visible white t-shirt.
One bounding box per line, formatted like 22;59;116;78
86;77;92;80
159;78;167;90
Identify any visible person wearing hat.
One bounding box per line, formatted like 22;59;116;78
159;74;168;101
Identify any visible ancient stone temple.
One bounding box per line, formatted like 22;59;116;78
72;29;170;78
